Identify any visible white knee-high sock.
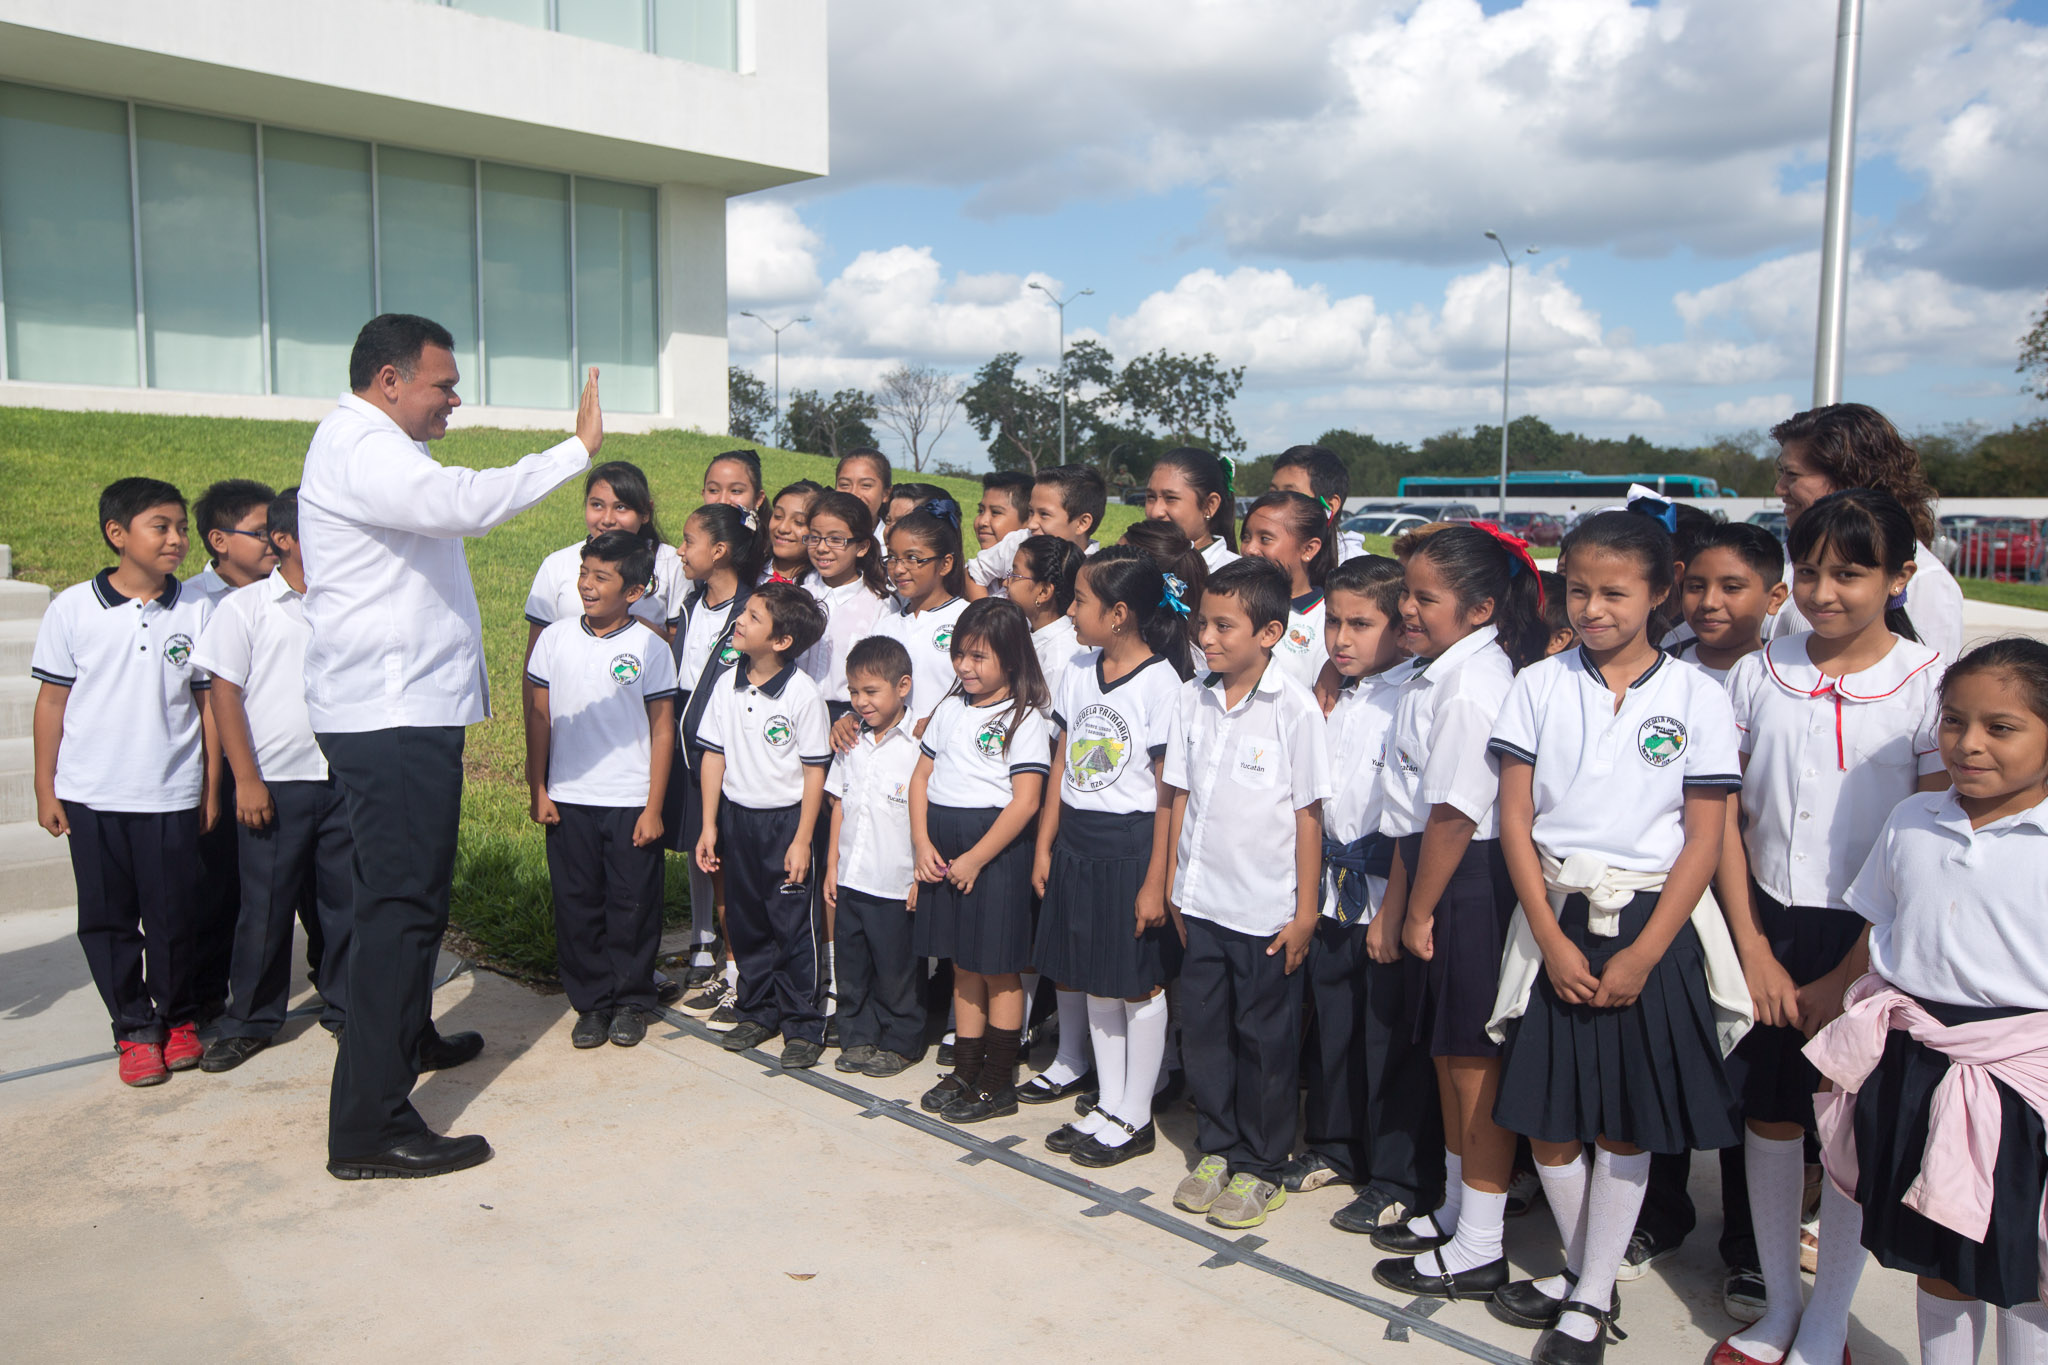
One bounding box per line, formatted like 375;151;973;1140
688;866;717;958
1084;996;1128;1140
1040;989;1092;1086
1732;1131;1807;1358
1533;1155;1592;1300
1555;1148;1651;1343
1918;1289;1987;1365
1787;1181;1869;1364
1419;1186;1506;1276
1110;993;1168;1138
1998;1299;2048;1365
1408;1151;1465;1238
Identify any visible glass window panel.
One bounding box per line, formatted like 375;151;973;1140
652;0;736;69
449;0;549;27
0;82;138;385
376;146;479;388
573;178;657;413
480;162;571;409
134;105;262;394
558;0;647;50
263;129;373;399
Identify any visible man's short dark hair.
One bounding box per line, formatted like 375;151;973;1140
349;313;456;392
980;470;1032;512
582;529;658;595
846;635;913;685
1689;523;1786;585
1034;465;1108;535
99;477;185;552
194;479;275;548
266;486;301;544
752;580;828;659
1204;556;1291;634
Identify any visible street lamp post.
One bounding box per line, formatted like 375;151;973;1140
1483;232;1540;521
1028;282;1092;463
1812;0;1864;407
738;310;808;444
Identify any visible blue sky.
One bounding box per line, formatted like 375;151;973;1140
727;0;2048;470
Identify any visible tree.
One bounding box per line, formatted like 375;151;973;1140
962;352;1061;474
785;388;879;461
2023;290;2048;403
1113;349;1247;455
728;366;775;443
873;363;965;472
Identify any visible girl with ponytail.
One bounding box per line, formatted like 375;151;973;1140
1025;545;1192;1166
1146;446;1240;571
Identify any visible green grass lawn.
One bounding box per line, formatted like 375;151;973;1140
0;406;1140;976
1956;577;2048;612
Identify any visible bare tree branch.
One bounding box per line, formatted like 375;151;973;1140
873;363;965;472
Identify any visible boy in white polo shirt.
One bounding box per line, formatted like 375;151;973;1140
823;635;925;1077
31;477;220;1088
694;580;833;1068
963;465;1106;599
1164;556;1334;1231
527;531;681;1050
191;487;356;1072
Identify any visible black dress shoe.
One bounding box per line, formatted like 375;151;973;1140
720;1020;776;1052
1073;1089;1100;1118
1490;1272;1621;1331
781;1037;824;1069
1370;1210;1453;1254
609;1007;646;1047
1531;1301;1625;1365
653;973;683;1006
1016;1070;1094;1105
940;1086;1018;1124
1044;1122;1091;1155
681;961;717;989
1371;1254;1509;1301
328;1132;493;1181
823;1015;839;1047
1071;1118;1155;1168
417;1030;484;1070
198;1035;269;1073
571;1011;611;1049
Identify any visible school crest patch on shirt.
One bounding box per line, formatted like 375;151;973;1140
1064;703;1131;792
1637;716;1687;767
164;633;194;667
764;715;794;747
933;624;954;650
610;654;643;685
975;718;1009;757
717;643;740;665
1282;625;1313;653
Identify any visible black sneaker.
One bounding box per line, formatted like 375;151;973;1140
1331;1184;1408;1235
1279;1152;1343;1193
1614;1227;1680;1282
836;1044;880;1073
198;1035;268;1073
705;1003;740;1032
571;1011;612;1049
861;1049;916;1078
1722;1266;1767;1324
682;980;731;1015
780;1037;824;1069
720;1020;776;1053
609;1007;647;1047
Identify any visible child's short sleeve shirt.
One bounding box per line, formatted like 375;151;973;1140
526;617;679;807
920;695;1053;809
1378;625;1515;840
1320;663;1414;920
1268;592;1329;690
873;596;969;719
191;570;327;782
825;721;920;899
798;573;889;703
525;540;685;632
695;662;832;808
1052;651;1180;817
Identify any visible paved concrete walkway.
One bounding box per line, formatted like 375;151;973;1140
1;909;1920;1363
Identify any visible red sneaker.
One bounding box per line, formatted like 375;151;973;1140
162;1022;202;1072
117;1040;170;1087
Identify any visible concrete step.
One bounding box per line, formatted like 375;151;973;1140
0;579;51;620
0;618;38;676
0;736;29;825
0;820;74;917
0;677;35;740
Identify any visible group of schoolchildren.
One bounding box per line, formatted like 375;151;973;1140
34;401;2048;1365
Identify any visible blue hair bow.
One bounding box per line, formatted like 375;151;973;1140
1161;572;1190;616
923;497;960;529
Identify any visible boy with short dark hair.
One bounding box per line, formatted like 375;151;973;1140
1667;522;1789;684
823;635;924;1077
694;580;834;1067
964;465;1106;599
191;487;357;1071
1270;445;1362;561
973;471;1032;552
188;479;278;605
1165;556;1333;1231
527;530;680;1050
32;478;219;1087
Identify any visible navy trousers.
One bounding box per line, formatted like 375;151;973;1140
1181;915;1304;1185
546;802;664;1014
221;777;355;1039
719;800;824;1044
65;803;202;1043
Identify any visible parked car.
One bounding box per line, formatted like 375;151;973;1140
1953;517;2042;580
1340;512;1430;540
1936;514;1984;570
1746;510;1789;548
1497;510;1564;547
1394;501;1480;523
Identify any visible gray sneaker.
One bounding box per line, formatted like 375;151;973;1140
835;1044;880;1073
1172;1155;1232;1214
1207;1174;1287;1229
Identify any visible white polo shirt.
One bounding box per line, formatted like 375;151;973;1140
824;719;921;900
1770;542;1965;667
1052;651;1179;816
1321;663;1414;920
31;571;212;811
1031;613;1085;689
191;570;326;783
1664;636;1736;687
1164;664;1334;936
1848;791;2048;1010
1270;590;1330;689
1489;647;1743;873
1336;529;1367;563
695;661;832;809
1378;624;1516;841
524;539;688;633
798;573;890;704
298;393;589;731
873;595;968;719
526;616;679;808
184;562;236;609
1199;538;1239;572
1728;632;1944;909
675;589;740;693
920;694;1054;808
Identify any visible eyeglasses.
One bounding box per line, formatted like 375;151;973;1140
999;572;1041;587
223;528;273;544
883;552;939;568
802;533;856;550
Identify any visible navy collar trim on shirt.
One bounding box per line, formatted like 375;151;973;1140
580;615;635;639
1577;644;1666;690
1291;588;1325;614
1096;651;1166;694
731;659;799;697
92;568;179;609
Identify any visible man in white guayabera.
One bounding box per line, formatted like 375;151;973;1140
299;313;601;1180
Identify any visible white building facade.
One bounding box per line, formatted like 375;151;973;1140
0;0;826;431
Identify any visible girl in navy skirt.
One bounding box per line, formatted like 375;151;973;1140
1487;511;1747;1364
1369;523;1549;1303
1717;489;1949;1365
1029;546;1194;1167
910;597;1052;1124
1807;639;2048;1364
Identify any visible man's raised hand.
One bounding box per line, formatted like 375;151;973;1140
576;366;603;456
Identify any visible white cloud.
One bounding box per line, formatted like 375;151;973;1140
727;199;823;305
1710;394;1801;427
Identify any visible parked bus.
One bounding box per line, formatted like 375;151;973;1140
1394;471;1732;500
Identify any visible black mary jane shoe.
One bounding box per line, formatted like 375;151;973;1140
1073;1089;1100;1118
1490;1271;1621;1331
1371;1254;1508;1301
1071;1116;1155;1168
1530;1300;1626;1365
1016;1070;1095;1105
1369;1210;1453;1255
1045;1122;1092;1155
940;1085;1019;1125
920;1074;968;1113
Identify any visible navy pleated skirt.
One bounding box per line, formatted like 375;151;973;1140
1034;806;1181;998
1493;888;1742;1155
1397;834;1514;1059
1727;888;1864;1130
1855;997;2047;1308
912;803;1036;974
